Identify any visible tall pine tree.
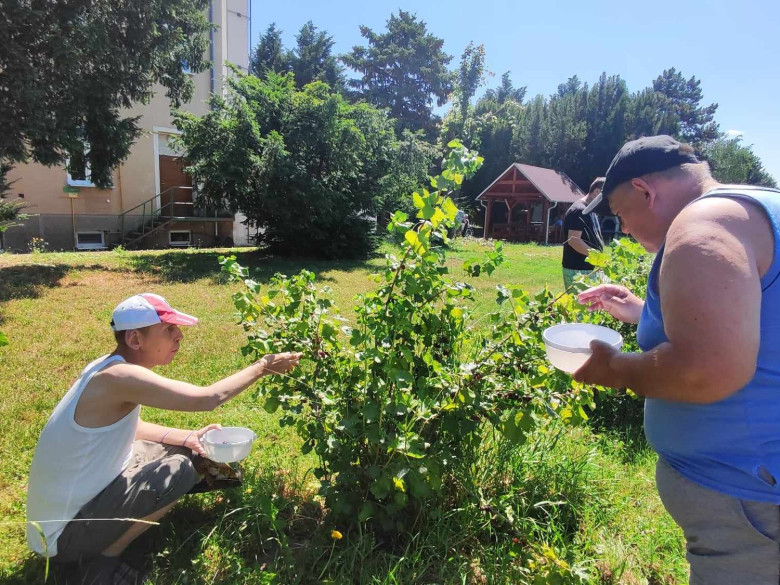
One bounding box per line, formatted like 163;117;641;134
250;23;289;76
289;22;346;90
341;11;453;135
652;67;719;147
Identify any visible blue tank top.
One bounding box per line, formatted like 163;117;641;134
640;186;780;503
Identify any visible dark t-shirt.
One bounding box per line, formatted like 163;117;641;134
562;199;602;270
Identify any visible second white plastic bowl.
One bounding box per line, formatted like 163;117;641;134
542;323;623;373
201;426;258;463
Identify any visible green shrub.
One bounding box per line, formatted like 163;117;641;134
221;141;607;536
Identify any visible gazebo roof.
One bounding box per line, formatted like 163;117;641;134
477;163;584;204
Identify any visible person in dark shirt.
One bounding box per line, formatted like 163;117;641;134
562;177;605;288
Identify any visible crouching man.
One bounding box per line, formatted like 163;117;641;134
26;293;301;584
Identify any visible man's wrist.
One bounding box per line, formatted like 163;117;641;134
254;359;268;378
610;351;635;392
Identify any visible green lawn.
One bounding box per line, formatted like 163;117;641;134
0;240;685;584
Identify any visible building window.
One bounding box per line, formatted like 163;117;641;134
66;143;95;187
76;231;106;250
169;230;192;247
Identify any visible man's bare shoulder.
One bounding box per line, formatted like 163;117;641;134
668;195;773;275
94;361;153;386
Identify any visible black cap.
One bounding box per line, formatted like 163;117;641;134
583;135;700;215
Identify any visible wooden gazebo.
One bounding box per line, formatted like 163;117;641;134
477;163;584;243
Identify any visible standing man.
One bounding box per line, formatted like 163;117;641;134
561;177;605;289
575;135;780;584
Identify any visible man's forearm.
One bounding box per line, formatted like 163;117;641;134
611;343;744;404
135;420;192;445
206;361;268;409
569;236;596;257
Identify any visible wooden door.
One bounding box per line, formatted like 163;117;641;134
159;155;193;216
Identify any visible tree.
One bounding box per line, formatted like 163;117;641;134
483;71;527;105
652;67;719;147
378;130;439;219
437;42;488;151
174;73;399;258
626;87;679;140
704;136;777;188
250;23;289;77
582;73;629;186
288;21;346;90
341;11;453;135
455;42;488;119
0;0;211;188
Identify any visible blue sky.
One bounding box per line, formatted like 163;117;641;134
249;0;780;181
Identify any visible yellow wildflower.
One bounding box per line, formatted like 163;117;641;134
331;530;343;540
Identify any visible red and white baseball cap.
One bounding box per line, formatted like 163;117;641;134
110;293;199;331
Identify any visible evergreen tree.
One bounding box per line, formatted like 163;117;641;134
250;23;289;76
289;21;346;90
583;73;629;185
652;68;719;147
484;72;527;105
626;88;680;140
341;11;453;135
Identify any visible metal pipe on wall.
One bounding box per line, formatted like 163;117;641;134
545;201;558;245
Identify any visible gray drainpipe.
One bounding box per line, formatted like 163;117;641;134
209;1;215;98
479;198;488;238
545;201;558;245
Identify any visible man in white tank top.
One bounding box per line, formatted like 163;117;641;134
26;293;301;585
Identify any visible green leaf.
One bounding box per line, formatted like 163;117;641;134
358;501;374;522
430;207;446;228
412;191;425;209
390;368;413;387
369;475;392;500
321;322;336;341
404;229;425;254
363;403;380;424
419;203;435;220
264;396;281;414
442;198;458;221
500;410;534;445
0;331;8;348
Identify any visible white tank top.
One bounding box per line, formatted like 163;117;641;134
26;354;140;556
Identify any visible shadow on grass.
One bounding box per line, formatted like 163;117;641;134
0;265;71;304
0;264;72;325
0;556;70;585
0;248;382;314
128;248;383;285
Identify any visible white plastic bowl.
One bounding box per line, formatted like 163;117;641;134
201;427;258;463
542;323;623;373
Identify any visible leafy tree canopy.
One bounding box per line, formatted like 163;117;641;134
174;73;406;258
0;0;212;188
705;136;777;188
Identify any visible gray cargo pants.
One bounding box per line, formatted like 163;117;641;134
656;457;780;584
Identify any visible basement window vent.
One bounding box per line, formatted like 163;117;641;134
169;230;191;247
76;231;106;250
